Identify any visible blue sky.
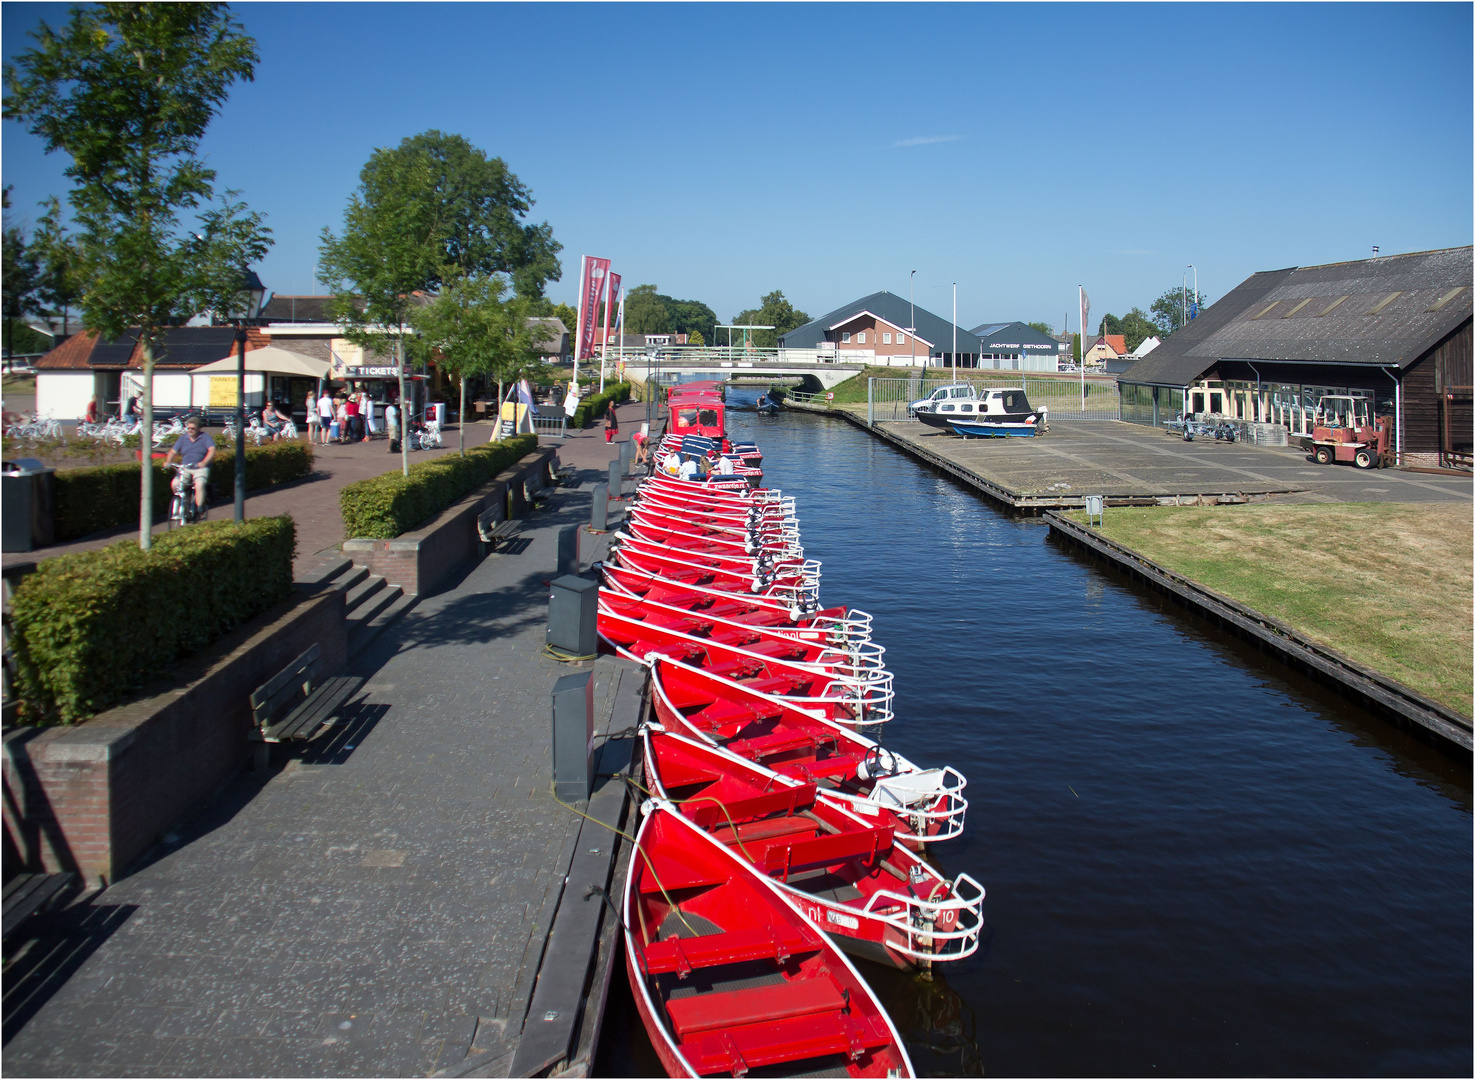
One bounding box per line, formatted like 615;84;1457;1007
3;2;1471;333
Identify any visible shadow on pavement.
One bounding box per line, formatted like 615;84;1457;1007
2;896;136;1045
301;701;390;765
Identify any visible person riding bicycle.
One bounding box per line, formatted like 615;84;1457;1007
163;416;215;519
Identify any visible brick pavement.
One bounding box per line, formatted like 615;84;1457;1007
2;453;641;1076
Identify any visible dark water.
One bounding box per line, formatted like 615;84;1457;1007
597;393;1472;1077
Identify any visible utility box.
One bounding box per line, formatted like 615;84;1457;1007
1;459;55;553
551;670;595;802
557;524;579;578
547;574;598;656
590;483;608;532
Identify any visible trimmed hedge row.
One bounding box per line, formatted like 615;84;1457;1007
338;434;539;540
9;516;297;726
572;382;631;428
53;442;314;541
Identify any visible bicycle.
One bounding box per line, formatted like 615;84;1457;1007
168;463;209;527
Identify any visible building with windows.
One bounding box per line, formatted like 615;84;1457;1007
967;321;1067;371
1084;335;1127;368
1117;246;1472;468
777;291;979;367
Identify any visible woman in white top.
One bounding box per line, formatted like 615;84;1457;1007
361;391;376;437
316;390;334;444
304;391;319;442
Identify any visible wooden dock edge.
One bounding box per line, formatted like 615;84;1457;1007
1045;511;1473;755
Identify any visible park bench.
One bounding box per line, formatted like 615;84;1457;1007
477;506;520;552
248;643;362;771
552;453;577;487
525;468;556;509
3;872;75;939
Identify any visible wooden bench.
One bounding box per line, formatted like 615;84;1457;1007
477;506;520;551
3;872;75;939
524;469;555;509
248;643;363;771
551;453;577;487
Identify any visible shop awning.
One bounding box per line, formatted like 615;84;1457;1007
192;346;330;378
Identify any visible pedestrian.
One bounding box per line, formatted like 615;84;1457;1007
632;423;650;466
343;392;362;442
331;397;346;442
84;397;98;424
604;405;619;444
305;390;319;443
361;390;376;439
316;389;334;444
385;399;400;452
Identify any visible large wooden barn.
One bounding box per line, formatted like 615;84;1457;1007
1117;246;1472;469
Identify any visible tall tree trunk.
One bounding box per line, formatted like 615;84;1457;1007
139;334;155;550
458;374;466;455
397;333;409;477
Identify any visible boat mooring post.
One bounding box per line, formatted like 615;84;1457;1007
590;483;608;532
557;524;579;577
608;458;624;501
550;668;594;802
868;378;874;426
618;438;632;477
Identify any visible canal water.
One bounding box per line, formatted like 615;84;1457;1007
597;395;1471;1077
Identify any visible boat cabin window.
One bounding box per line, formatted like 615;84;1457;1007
950;386;971;398
940;403;955;412
676;407;699;428
699;409;719;428
960;403;974;412
931;388;949;402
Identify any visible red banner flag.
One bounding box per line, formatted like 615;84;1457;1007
578;256;610;361
603;272;621;344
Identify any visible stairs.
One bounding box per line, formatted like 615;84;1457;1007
296;554;417;656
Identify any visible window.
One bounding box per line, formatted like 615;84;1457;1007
882;332;892;344
841;332;850;344
897;333;906;345
857;332;866;344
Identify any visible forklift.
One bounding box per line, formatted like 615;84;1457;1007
1306;395;1392;469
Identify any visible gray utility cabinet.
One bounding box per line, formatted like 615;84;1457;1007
2;460;55;552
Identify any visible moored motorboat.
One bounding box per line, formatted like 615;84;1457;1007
624;801;916;1078
946;387;1047;437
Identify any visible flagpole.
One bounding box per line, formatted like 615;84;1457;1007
599;275;612;395
1078;285;1085;414
573;255;587;392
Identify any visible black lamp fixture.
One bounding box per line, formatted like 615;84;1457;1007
229;267;268;523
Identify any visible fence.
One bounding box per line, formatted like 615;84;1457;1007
531;414;568;439
865;375;1120;423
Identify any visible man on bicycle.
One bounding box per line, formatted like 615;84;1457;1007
163;416;215;518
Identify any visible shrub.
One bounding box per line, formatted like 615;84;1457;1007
9;516;296;725
339;434;538;540
572;381;631;428
52;442;314;541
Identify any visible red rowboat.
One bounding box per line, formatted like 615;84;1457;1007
624;802;916;1078
650;656;967;844
642;728;984;970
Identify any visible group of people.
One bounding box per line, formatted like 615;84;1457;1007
305;389;398;447
659;446;734;481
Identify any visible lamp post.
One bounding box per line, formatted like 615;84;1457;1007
951;283;957;379
1188;264;1197;320
909;270;917;369
230;268;267;524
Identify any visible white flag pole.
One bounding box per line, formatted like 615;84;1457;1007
1079;285;1086;414
573;255;587;392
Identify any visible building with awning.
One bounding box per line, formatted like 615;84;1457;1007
1117;246;1472;469
968;321;1066;372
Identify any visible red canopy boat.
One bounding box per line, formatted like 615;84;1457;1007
624;802;916;1078
642;728;984;970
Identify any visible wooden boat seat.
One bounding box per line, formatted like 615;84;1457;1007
701;656;762;679
641;925;816;976
773;755;859;781
665;977;845;1038
726;730;823;759
688;784;817;828
741;675;811;695
637;856;730;894
685;1011;893;1075
690;699;765;727
712;814;818;846
757;826;894;877
741;638;807;660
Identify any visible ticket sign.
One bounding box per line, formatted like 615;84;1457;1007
347;365;402;378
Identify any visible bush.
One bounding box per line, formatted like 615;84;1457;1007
9;516;296;725
572;382;631;428
339;434;538;540
52;442;314;541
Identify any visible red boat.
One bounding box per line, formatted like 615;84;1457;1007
599;600;894;726
643;728;984;970
612;542;821;611
623;803;916;1078
626;517;803;562
650;656;967;844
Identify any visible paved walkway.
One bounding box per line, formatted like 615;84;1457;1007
2;463;631;1076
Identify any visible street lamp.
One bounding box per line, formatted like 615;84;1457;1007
228;267;267;524
1188;264;1197;320
909;270;917;369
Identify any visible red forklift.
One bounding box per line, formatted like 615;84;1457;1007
1307;395;1392;469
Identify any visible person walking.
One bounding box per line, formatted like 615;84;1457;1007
316;389;334;445
343;393;361;442
305;390;319;443
604;404;619;443
361;390;376;439
385;399;400;452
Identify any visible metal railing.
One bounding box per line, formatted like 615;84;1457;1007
865;375;1120;423
532;414;568;439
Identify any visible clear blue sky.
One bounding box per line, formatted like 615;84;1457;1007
4;2;1471;333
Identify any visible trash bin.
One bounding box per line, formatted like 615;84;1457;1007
2;459;56;552
429;402;446;427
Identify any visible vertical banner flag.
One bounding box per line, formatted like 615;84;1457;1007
578;256;610;361
603;272;621;347
1079;287;1090;350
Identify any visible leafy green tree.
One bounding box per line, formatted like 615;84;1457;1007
1151;287;1209;336
1119;307;1160;352
31;195;84;339
2;187;40;361
687;328;705;346
319;130;560;475
5;3;271;549
410;273;534;452
664;296;717;343
1026;320;1054;336
624;284;669;334
731;290;810;349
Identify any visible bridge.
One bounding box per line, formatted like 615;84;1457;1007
617;355;865;392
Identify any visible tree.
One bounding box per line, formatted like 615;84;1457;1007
1026;320;1054;337
319;130;561;475
664;296;717;343
31;195;84;339
1;187;40;361
1151;287;1209;336
624;284;669;334
5;3;271;549
687;329;705;346
1118;308;1160;353
410;273;534;453
730;290;810;349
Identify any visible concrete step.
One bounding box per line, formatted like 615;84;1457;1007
334;564;370;594
295;553;352;587
343;572;385;615
346;579;398;626
347;589;417;656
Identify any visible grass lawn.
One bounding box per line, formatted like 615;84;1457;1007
1077;502;1473;717
2;373;37;394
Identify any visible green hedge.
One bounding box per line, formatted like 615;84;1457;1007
9;516;297;725
572;382;631;428
339;434;538;540
53;442;314;541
